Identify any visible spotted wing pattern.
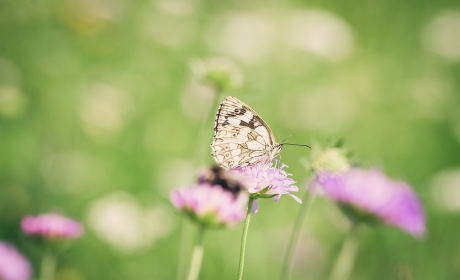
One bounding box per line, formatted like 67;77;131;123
211;96;276;170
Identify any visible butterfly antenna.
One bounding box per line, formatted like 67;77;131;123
280;135;292;144
283;143;312;150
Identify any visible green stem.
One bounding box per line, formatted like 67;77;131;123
40;249;56;280
328;225;361;280
236;197;255;280
279;188;316;280
176;220;192;280
178;88;222;279
194;88;223;167
186;226;206;280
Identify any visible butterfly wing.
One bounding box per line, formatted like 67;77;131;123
211;96;276;170
212;126;270;169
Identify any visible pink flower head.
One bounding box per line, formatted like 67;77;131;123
21;213;84;239
170;184;246;227
0;242;32;280
232;162;301;213
316;168;426;238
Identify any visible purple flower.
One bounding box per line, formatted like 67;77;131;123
316;168;426;238
21;213;84;239
232;162;301;213
0;242;32;280
170;183;246;227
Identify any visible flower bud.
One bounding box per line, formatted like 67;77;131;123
190;57;243;91
311;148;350;176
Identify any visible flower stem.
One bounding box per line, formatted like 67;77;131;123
194;88;223;167
237;197;255;280
279;188;316;280
187;226;206;280
328;225;361;280
177;220;195;280
178;88;222;279
40;249;56;280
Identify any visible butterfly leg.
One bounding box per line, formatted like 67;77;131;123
255;157;268;176
272;154;281;168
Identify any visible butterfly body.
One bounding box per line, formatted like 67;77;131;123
211;96;282;170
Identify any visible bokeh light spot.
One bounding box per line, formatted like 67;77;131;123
87;192;175;253
207;13;275;62
430;168;460;212
78;82;133;140
285;10;355;61
422;10;460;61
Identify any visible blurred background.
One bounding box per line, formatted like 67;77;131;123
1;0;460;279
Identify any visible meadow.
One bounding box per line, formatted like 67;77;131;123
0;0;460;279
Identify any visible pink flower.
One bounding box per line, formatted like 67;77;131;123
316;168;426;238
232;162;301;213
233;162;300;200
170;184;246;227
21;213;84;239
0;242;32;280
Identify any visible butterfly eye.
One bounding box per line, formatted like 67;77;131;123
232;133;237;137
235;128;239;132
225;152;231;158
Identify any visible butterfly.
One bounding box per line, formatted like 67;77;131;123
211;96;310;170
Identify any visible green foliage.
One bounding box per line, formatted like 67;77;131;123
0;0;459;279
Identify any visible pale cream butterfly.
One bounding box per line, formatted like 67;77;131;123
211;96;310;170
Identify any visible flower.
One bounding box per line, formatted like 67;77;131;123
232;162;301;213
311;148;350;176
21;213;84;239
190;57;243;90
316;168;426;238
170;183;246;227
0;241;32;280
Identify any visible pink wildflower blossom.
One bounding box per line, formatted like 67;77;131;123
21;213;84;239
316;168;426;238
171;183;246;227
0;242;32;280
232;162;301;213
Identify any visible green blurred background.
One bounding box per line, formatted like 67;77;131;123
1;0;460;279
